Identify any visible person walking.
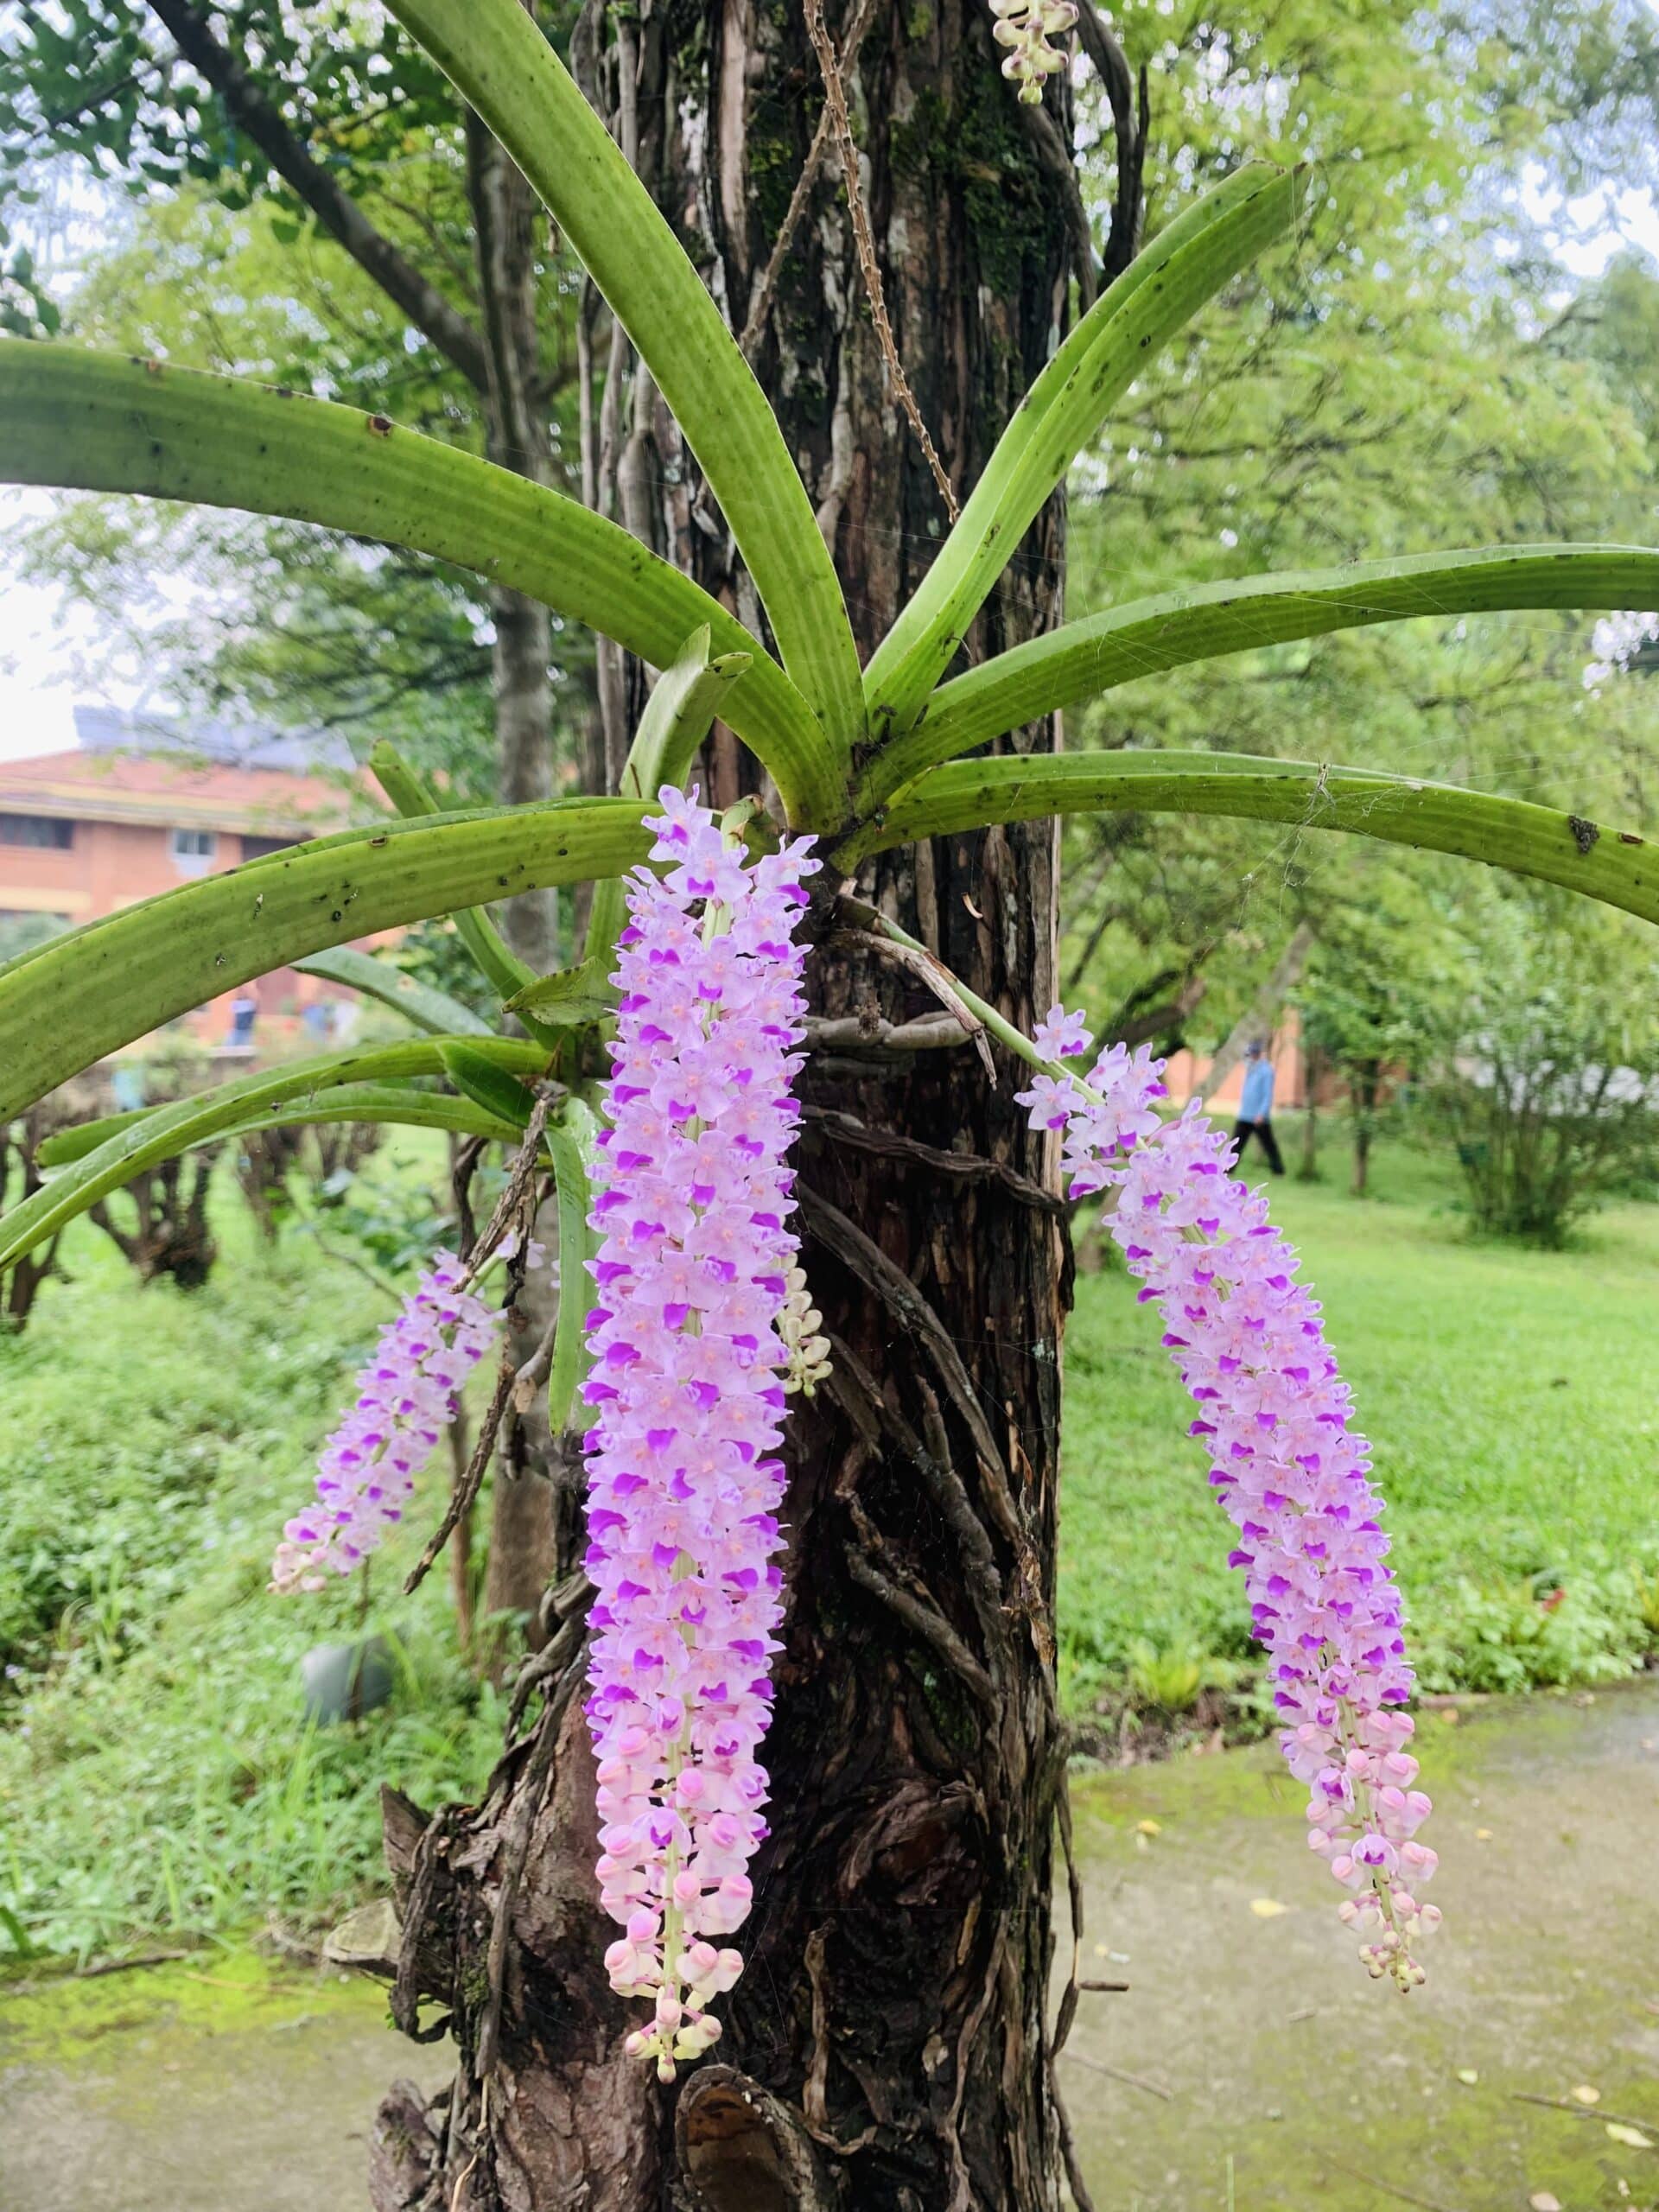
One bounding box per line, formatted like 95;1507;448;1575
1232;1037;1286;1174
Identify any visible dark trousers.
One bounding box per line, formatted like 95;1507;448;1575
1231;1117;1285;1175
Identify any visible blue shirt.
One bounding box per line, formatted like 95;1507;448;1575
1240;1056;1274;1121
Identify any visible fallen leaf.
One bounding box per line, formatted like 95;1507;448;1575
1135;1819;1161;1836
1456;2068;1479;2086
1250;1898;1291;1919
1529;2193;1562;2210
1571;2085;1601;2107
1440;1706;1462;1726
1475;1827;1494;1841
1605;2123;1654;2150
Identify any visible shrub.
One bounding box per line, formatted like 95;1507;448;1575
1424;893;1659;1245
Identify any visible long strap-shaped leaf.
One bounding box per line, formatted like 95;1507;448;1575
0;798;651;1122
542;1103;597;1433
293;947;494;1038
0;342;830;821
5;1038;544;1268
862;163;1304;739
864;545;1659;802
845;751;1659;925
579;626;751;968
385;0;863;769
43;1085;524;1166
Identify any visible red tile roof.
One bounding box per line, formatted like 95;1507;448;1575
0;749;357;836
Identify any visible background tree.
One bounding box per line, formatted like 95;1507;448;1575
1293;874;1454;1195
1056;0;1659;1047
1424;885;1659;1244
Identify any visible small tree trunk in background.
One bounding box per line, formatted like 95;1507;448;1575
467;91;565;1629
1299;1048;1323;1181
1351;1069;1378;1198
374;6;1141;2206
467;104;561;977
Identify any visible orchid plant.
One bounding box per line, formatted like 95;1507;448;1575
0;0;1654;2065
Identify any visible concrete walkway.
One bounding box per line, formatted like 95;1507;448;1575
2;1681;1656;2210
1061;1679;1659;2211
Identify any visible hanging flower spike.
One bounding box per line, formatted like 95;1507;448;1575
990;0;1079;102
582;788;818;2081
1016;1014;1439;1990
271;1249;504;1593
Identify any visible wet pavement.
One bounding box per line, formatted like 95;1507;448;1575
1059;1679;1659;2211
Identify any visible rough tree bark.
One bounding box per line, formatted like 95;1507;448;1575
371;6;1141;2206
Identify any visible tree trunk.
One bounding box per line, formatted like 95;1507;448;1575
467;99;562;980
467;88;567;1628
372;6;1134;2205
1299;1049;1322;1182
1351;1071;1377;1198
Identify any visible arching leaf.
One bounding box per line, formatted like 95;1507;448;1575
848;751;1659;926
0;798;650;1122
864;545;1659;802
0;341;832;822
7;1038;546;1267
384;0;864;761
293;946;495;1039
862;164;1305;739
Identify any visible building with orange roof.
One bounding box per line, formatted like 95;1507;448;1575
0;707;369;1054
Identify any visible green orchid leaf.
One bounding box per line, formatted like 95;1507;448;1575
582;626;753;967
0;796;651;1123
0;341;830;818
7;1038;545;1267
848;751;1659;928
543;1100;597;1434
383;0;863;772
865;544;1659;803
503;959;617;1027
292;946;496;1039
861;163;1305;740
438;1042;539;1130
223;1088;524;1145
366;743;561;1039
39;1084;521;1170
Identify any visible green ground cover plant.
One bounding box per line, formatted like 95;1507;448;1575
0;1149;503;1963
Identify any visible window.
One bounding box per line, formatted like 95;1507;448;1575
0;813;73;849
240;834;292;861
168;827;218;875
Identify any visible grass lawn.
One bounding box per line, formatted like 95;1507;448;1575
1058;1121;1659;1713
0;1142;506;1962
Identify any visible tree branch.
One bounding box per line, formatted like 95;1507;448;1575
1073;0;1146;276
145;0;490;391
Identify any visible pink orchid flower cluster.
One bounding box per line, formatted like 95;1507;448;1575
1018;1010;1440;1990
582;788;818;2079
270;1249;503;1594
